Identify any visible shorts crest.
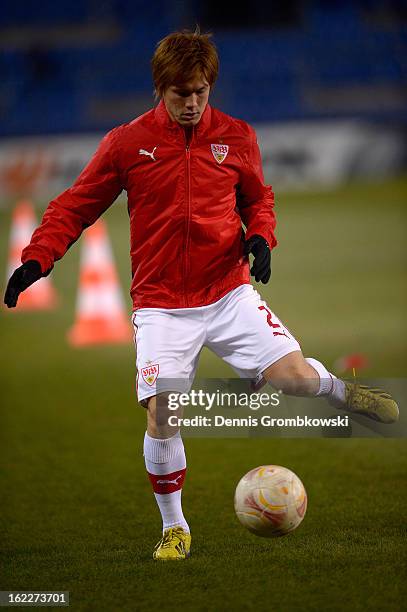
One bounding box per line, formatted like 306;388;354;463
141;363;159;386
211;144;229;164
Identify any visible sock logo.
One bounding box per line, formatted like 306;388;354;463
148;468;186;494
157;475;183;485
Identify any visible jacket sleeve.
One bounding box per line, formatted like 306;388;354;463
21;127;123;274
237;128;277;249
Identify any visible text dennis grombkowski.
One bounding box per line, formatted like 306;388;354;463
166;390;349;429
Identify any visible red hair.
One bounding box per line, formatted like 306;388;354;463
151;27;219;98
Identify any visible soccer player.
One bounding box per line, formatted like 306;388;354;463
4;29;398;561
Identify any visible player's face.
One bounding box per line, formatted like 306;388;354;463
163;77;210;127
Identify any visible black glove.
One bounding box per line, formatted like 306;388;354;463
4;260;43;308
243;234;271;284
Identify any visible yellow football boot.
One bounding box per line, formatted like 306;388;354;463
153;527;191;561
344;383;399;424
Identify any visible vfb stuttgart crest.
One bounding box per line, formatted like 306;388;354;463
211;144;229;164
141;364;159;386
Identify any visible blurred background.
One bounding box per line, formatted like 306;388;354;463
0;0;406;193
0;2;406;609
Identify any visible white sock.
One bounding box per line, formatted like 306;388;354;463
305;358;346;407
143;431;190;534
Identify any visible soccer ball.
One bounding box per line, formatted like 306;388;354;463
234;465;307;537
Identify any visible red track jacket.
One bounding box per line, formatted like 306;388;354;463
22;100;276;309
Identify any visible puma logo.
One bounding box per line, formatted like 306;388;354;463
139;146;157;161
157;475;182;485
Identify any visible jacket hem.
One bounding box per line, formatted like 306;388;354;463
131;278;251;312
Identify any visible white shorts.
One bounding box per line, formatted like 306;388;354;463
132;284;301;405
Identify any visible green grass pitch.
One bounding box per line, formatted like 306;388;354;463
1;176;406;611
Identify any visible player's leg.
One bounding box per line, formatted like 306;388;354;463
259;350;340;398
260;351;319;395
262;351;398;423
261;350;345;403
144;394;191;560
132;308;204;560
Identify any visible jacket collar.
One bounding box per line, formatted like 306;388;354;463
154;99;212;136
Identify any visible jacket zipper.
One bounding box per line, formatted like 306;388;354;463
183;142;191;307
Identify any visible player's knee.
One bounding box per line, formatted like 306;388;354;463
146;394;180;438
264;358;318;396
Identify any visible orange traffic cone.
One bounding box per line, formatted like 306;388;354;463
5;199;58;310
67;219;132;346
